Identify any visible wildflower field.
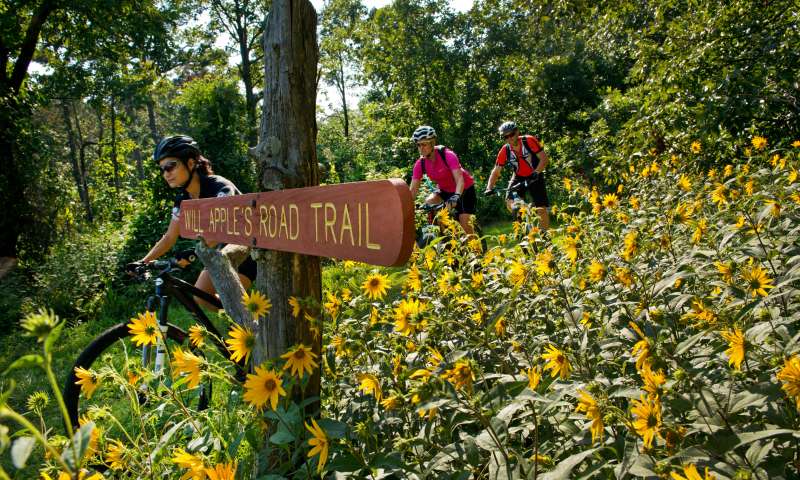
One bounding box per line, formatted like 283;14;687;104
5;139;800;479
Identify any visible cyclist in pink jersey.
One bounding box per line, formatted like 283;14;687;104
408;125;477;235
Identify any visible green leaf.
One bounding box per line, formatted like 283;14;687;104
745;440;772;467
728;391;767;414
2;354;44;375
317;418;347;439
269;429;295;445
62;421;94;469
44;320;65;355
734;429;795;449
151;420;188;461
541;448;599;480
675;331;707;356
10;436;35;469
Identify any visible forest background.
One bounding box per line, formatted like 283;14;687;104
2;0;797;328
0;0;799;476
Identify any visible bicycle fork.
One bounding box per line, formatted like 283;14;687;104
142;277;171;377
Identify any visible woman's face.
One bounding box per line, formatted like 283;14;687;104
159;157;194;188
416;139;435;158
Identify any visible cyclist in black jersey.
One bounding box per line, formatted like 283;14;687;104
133;135;256;309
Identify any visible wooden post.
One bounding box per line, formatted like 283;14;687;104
252;0;321;379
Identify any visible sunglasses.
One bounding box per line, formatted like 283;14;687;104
159;160;180;174
416;141;434;148
503;133;515;140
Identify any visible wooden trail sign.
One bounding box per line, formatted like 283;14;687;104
178;179;415;267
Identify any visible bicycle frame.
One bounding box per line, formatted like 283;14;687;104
139;263;243;377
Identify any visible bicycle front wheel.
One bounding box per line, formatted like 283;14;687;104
63;322;211;432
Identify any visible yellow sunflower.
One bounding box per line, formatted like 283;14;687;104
243;366;286;411
171;346;203;389
508;261;527;287
442;360;474;392
602;193;619;209
621;230;638;261
188;325;206;348
615;266;634;287
631;394;662;449
205;461;237;480
306;418;330;473
588;260;606;283
242;290;271;321
380;395;401;410
225;324;254;364
105;440;127;471
777;355;800;410
741;264;774;297
171;448;205;480
526;366;542;391
710;184;727;206
323;292;341;321
677;174;692;191
281;344;319;378
74;367;100;399
394;298;425;336
714;261;734;284
406;265;422;292
535;249;554;275
690;141;701;154
286;296;301;318
362;272;389;300
542;344;571;379
127;311;161;347
671;463;716;480
562;236;579;263
629;322;651;371
721;328;745;370
640;363;665;399
751;135;767;150
576;389;604;444
471;271;484;288
356;372;383;401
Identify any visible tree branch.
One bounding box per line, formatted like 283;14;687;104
10;1;57;94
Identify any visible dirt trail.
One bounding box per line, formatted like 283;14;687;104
0;257;17;281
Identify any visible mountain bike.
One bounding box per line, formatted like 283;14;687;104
62;256;245;429
485;179;543;250
416;202;487;252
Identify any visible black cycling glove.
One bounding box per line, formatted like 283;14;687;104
447;193;461;207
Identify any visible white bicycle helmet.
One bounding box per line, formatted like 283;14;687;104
412;125;437;143
498;121;517;136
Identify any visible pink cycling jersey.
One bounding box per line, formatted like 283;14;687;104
412;147;475;193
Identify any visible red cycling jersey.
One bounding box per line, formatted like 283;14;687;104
495;135;543;177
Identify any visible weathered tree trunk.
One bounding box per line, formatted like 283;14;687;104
61;101;93;222
109;97;121;194
146;97;159;144
337;55;349;138
252;0;321;382
125;99;145;180
239;24;259;147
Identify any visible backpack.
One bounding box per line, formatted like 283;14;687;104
504;135;542;174
420;146;454;177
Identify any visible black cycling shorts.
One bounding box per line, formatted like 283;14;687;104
438;185;477;216
237;256;257;282
506;173;549;208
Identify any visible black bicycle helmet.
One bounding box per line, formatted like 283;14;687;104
412;125;437;143
153;135;201;164
498;121;517;136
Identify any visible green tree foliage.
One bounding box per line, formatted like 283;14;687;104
174;75;255;192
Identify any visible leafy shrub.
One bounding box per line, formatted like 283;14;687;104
31;225;126;321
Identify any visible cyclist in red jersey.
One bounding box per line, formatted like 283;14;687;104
408;125;477;235
484;121;550;229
